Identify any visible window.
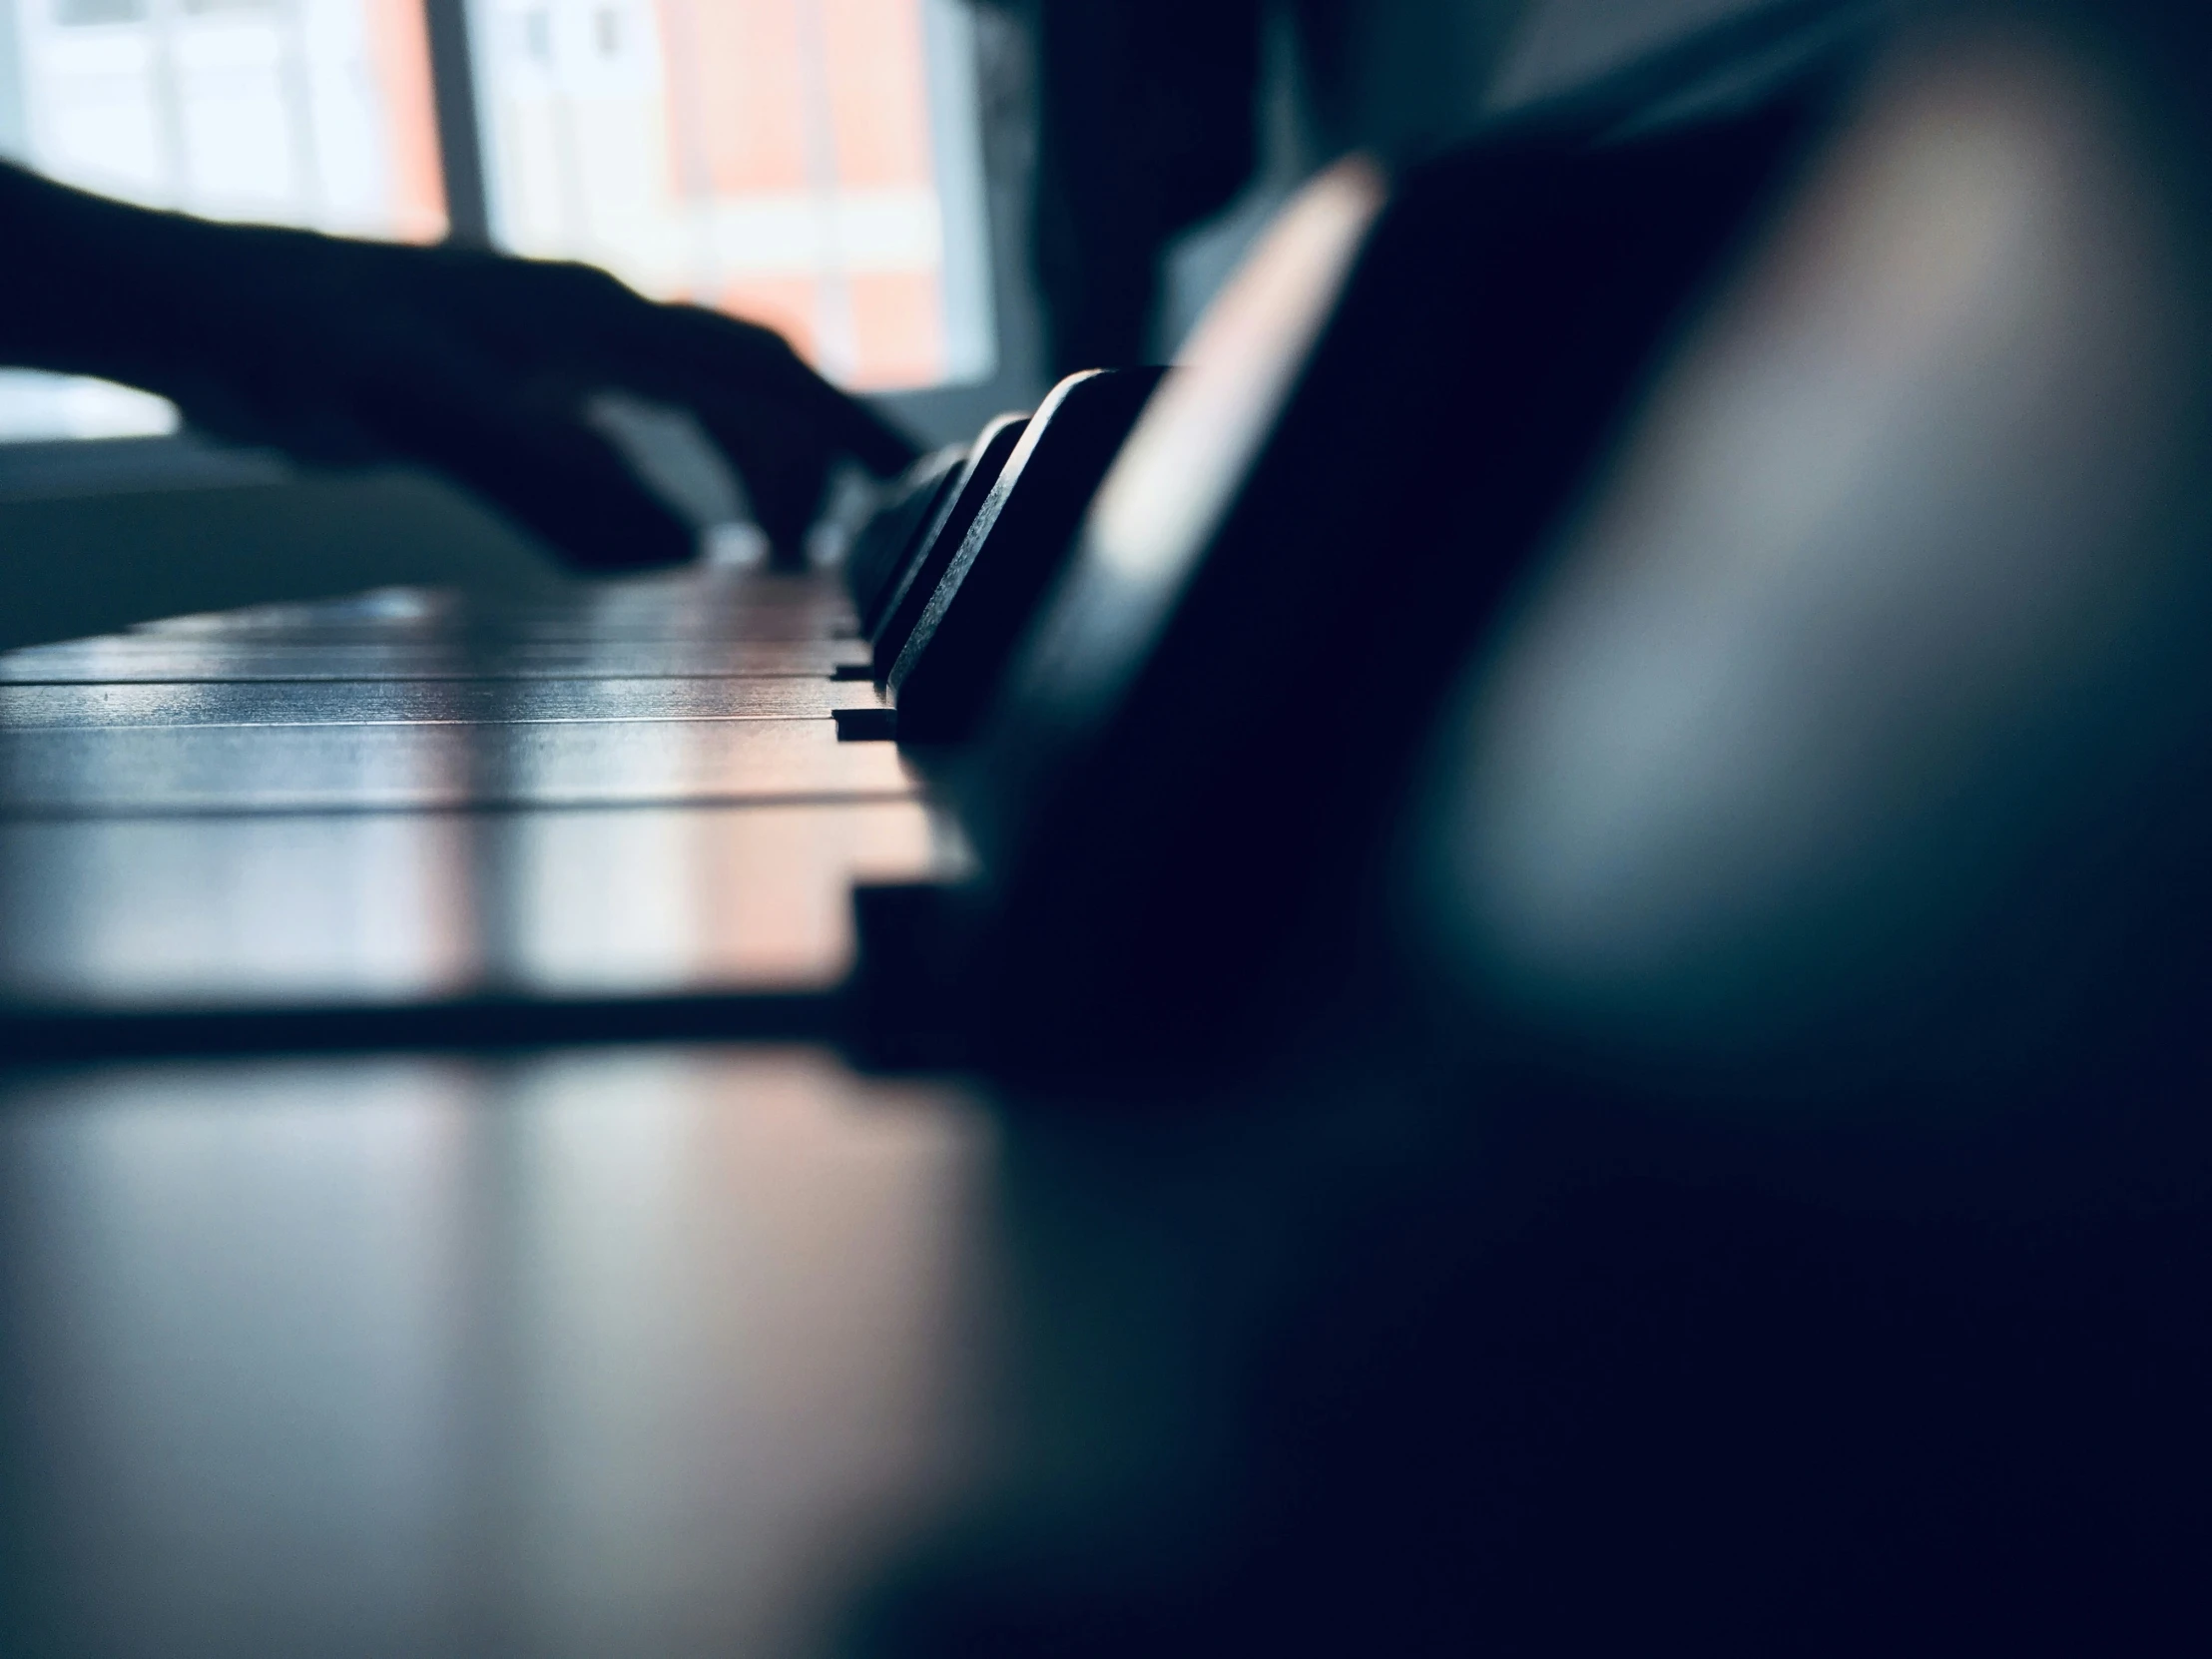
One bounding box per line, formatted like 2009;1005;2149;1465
0;0;998;440
472;0;992;390
6;0;445;235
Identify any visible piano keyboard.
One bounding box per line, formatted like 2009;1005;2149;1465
0;568;965;1053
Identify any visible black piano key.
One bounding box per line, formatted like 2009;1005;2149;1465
859;419;1026;646
847;443;967;628
867;414;1030;677
885;367;1167;746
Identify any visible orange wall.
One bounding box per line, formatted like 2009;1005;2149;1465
663;0;812;195
667;0;951;387
821;0;933;188
719;274;823;361
847;270;942;386
362;0;447;240
659;0;934;194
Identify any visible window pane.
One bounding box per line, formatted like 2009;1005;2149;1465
470;0;995;390
1;0;445;439
3;0;445;236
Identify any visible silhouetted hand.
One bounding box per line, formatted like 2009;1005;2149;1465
0;163;918;570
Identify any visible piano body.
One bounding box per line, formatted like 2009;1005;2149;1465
7;1;2212;1653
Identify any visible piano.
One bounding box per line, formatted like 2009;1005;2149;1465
7;3;2212;1652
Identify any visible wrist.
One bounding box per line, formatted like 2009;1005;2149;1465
0;165;242;388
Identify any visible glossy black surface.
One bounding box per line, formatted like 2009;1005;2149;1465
868;415;1030;678
846;445;968;631
931;52;1851;1086
887;367;1166;746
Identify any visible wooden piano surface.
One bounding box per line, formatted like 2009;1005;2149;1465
0;1046;1000;1659
0;569;1012;1658
0;569;965;1027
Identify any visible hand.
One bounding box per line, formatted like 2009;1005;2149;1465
2;165;919;570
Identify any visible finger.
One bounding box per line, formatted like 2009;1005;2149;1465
653;302;921;478
353;353;696;571
585;314;896;562
414;254;921;543
628;310;920;563
514;276;922;477
829;380;924;478
684;404;830;565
